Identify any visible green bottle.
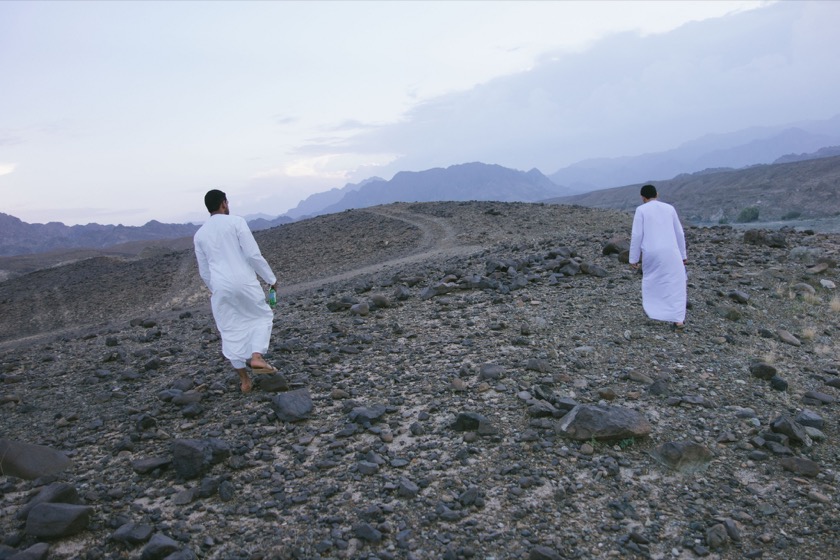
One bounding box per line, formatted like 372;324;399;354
268;286;277;308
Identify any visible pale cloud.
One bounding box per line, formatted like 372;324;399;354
254;153;399;181
0;163;16;176
273;115;297;126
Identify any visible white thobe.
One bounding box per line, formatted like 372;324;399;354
628;200;687;323
194;214;277;368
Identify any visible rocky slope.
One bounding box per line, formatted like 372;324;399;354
1;201;838;560
548;154;840;225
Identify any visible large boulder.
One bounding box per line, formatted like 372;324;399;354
0;439;72;480
25;503;93;538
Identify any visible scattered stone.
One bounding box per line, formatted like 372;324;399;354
25;503;93;538
112;522;154;545
6;542;50;560
728;290;750;304
131;456;172;475
171;439;231;480
479;363;505;380
16;483;80;521
270;388;313;422
706;523;729;551
803;391;836;405
3;201;840;558
769;376;788;392
140;533;180;560
256;374;289;392
776;329;801;347
353;522;382;543
451;412;499;436
649;441;714;473
770;415;810;445
779;457;820;478
749;361;777;380
795;409;824;429
529;545;562;560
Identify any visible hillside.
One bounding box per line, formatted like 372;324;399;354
1;202;839;559
549;154;840;225
0;214;201;257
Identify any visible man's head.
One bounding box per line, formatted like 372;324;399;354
640;184;657;200
204;189;228;214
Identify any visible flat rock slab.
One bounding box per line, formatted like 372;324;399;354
556;404;651;441
16;483;80;521
779;456;821;478
0;439;72;480
25;503;93;538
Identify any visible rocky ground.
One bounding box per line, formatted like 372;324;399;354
1;201;839;560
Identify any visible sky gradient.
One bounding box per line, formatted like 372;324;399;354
2;0;837;226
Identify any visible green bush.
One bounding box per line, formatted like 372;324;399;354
736;207;760;223
781;211;801;221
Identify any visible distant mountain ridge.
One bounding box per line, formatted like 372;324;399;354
294;162;572;218
0;214;202;257
6;116;840;257
548;115;840;192
548;154;840;225
284;177;382;220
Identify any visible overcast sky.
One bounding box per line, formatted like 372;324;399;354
2;0;838;226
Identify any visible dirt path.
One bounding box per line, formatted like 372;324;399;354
276;205;483;296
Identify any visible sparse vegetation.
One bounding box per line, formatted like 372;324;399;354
618;437;635;449
801;326;818;340
736;206;760;223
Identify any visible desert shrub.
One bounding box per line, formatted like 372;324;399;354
736;206;760;223
781;210;801;221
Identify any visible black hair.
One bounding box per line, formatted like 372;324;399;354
204;189;227;213
640;184;657;199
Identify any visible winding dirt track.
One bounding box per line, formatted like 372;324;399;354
276;205;482;297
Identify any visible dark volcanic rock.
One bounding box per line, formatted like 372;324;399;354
171;439;231;480
270;388;313;422
0;440;72;480
24;503;93;538
556;404;651;441
2;201;840;559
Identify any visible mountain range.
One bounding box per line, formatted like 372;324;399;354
283;115;840;220
548;153;840;225
3;114;840;258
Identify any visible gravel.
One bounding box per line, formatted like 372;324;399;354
1;200;838;559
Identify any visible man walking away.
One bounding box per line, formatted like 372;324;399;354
194;189;278;393
628;184;687;329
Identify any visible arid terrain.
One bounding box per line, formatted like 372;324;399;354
1;201;839;559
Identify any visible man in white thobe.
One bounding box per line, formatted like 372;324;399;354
628;184;687;328
194;189;278;392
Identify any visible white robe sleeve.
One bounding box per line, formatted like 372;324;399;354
672;209;687;260
235;219;277;286
629;207;643;265
194;237;212;290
